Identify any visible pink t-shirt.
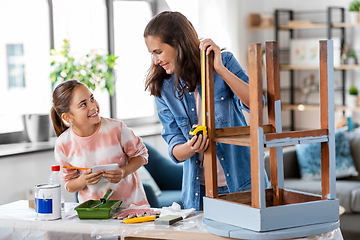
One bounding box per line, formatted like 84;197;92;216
194;89;227;187
54;117;149;208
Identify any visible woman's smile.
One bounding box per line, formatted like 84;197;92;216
145;35;177;75
160;63;169;70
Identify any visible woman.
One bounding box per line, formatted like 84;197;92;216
144;11;268;210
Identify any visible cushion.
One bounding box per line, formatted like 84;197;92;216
157;190;183;208
296;130;358;180
284;179;360;213
345;130;360;181
137;166;162;196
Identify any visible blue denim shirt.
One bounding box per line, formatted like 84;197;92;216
155;51;265;210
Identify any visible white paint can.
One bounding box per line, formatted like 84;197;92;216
35;183;61;220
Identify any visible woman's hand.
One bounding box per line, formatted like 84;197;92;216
200;38;250;108
199;38;225;74
187;133;209;154
173;125;209;161
103;168;126;184
80;169;104;186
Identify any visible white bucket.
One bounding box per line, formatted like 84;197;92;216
35;184;62;220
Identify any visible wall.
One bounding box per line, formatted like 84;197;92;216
0;151;76;206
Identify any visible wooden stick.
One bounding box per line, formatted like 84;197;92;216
265;129;328;142
204;51;218;198
320;40;336;200
249;43;265;209
266;41;283;206
215;124;274;138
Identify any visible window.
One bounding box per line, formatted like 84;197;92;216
113;0;157;123
0;0;158;143
7;44;25;89
0;0;52;135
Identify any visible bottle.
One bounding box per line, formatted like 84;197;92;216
49;165;65;211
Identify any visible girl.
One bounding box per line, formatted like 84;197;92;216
143;11;269;211
50;79;149;208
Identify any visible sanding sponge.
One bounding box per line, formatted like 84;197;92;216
154;215;183;225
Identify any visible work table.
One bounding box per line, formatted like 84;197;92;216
0;200;223;240
0;200;344;240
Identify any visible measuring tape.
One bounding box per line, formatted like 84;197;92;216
189;49;208;139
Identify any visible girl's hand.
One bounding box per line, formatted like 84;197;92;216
187;125;209;153
103;168;126;184
199;38;225;74
80;169;104;186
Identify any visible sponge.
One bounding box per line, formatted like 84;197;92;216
154;215;183;225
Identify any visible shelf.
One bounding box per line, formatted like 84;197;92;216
281;104;360;112
279;22;360;30
279;23;327;30
249;25;274;30
274;8;358;130
332;22;360;28
280;65;360;70
335;65;360;70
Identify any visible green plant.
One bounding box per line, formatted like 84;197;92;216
349;50;357;58
349;0;360;11
349;84;359;95
50;39;118;95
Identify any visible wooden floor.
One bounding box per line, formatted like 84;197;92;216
341;230;360;239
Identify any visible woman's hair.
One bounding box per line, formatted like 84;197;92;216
50;79;84;137
144;11;201;100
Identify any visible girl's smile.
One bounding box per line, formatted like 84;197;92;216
88;109;99;118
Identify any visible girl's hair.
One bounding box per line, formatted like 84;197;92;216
144;11;201;100
50;79;84;137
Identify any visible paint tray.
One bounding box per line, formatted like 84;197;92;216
74;199;122;219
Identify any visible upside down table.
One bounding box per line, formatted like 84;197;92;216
0;200;343;240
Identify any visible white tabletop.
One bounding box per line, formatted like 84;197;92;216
0;200;221;240
0;200;343;240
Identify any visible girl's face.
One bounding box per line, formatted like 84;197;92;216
145;35;177;74
64;84;101;137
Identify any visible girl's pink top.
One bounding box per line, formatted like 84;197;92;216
54;117;149;208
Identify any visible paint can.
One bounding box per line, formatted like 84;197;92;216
35;183;61;220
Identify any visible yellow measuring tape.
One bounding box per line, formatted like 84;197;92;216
189;49;207;139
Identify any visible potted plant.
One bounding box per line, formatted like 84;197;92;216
348;50;358;65
348;84;359;108
50;39;118;95
349;0;360;23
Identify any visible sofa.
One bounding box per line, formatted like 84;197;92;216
264;130;360;235
142;142;183;209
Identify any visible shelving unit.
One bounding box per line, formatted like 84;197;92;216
275;7;360;130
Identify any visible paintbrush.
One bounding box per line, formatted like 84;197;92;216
62;166;90;170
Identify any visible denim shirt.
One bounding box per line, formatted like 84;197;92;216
155;51;263;210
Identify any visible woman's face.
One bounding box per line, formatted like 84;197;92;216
145;35;177;75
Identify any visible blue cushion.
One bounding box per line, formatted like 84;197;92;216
157;190;183;209
296;130;358;180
